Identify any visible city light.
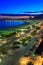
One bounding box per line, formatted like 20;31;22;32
19;56;43;65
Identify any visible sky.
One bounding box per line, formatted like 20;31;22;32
0;0;43;14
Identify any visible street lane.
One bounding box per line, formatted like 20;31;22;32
0;37;37;65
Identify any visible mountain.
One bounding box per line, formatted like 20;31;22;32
0;11;43;20
0;11;43;16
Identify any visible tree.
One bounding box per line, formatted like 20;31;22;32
36;26;40;30
32;25;35;28
1;47;7;54
13;41;20;45
31;30;36;36
27;26;30;29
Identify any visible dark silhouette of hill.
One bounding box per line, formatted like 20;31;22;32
0;13;43;20
34;14;43;19
35;40;43;55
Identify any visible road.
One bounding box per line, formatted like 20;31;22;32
0;28;35;49
0;37;37;65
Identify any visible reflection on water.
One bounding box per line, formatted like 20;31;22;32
0;20;27;28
